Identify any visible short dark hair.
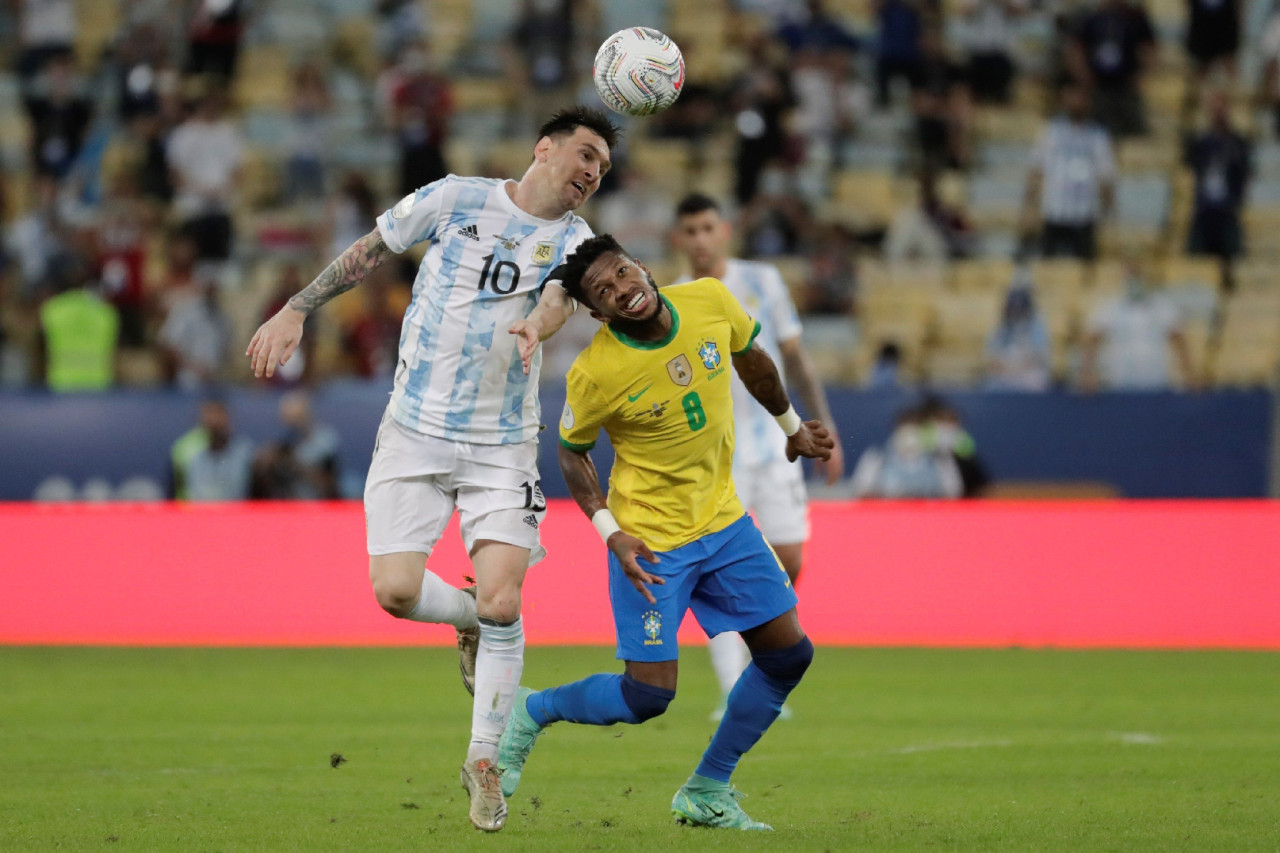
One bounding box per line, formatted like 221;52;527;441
555;233;626;309
675;192;721;218
537;106;621;150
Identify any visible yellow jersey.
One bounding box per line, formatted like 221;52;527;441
559;278;762;550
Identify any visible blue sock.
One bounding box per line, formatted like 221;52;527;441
695;638;813;783
527;674;639;727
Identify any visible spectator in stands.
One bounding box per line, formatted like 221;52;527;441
115;21;173;122
325;172;380;260
851;407;963;498
983;272;1051;391
185;0;247;82
1067;0;1154;139
376;43;453;196
1185;90;1251;260
957;0;1025;104
250;390;341;499
166;85;244;261
158;275;231;390
341;265;402;380
885;167;974;263
179;396;255;501
156;231;201;317
790;48;870;184
1186;0;1240;83
508;0;576;127
37;273;118;392
283;60;332;202
375;0;427;63
729;33;794;205
776;0;861;55
910;25;972;170
23;54;92;181
13;0;76;86
805;223;858;314
6;174;76;303
1080;261;1196;391
1261;10;1280;138
93;170;153;347
739;164;810;257
867;341;904;388
594;167;671;264
1022;83;1115;260
874;0;923;107
920;396;989;497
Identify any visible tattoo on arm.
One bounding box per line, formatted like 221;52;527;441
782;344;835;427
287;229;391;315
732;343;790;416
558;445;609;518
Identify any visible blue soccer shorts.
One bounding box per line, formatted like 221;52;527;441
609;513;799;663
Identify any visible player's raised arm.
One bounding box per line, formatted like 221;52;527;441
509;270;576;375
557;443;663;604
246;228;392;378
732;342;836;464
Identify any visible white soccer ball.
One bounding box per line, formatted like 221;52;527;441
592;27;685;117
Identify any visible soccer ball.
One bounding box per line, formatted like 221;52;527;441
592;27;685;117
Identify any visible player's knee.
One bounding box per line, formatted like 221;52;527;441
369;569;420;619
476;583;521;624
620;674;676;722
752;635;814;686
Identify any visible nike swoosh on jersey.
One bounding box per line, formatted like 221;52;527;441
627;384;654;402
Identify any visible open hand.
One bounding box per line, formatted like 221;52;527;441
246;306;306;379
508;318;542;375
786;420;836;463
607;531;664;604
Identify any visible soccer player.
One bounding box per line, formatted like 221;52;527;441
245;107;618;833
671;192;844;720
497;234;833;830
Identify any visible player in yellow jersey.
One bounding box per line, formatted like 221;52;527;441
497;235;833;830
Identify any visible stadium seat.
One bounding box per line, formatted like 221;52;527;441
967;174;1025;229
1030;258;1087;295
831;170;896;230
1210;337;1280;387
932;292;1001;348
950;258;1015;294
923;345;985;388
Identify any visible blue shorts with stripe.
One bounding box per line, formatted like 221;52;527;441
609;513;798;662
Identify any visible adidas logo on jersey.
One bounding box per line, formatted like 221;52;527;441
523;514;539;529
457;224;479;241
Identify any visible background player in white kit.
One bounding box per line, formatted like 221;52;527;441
671;193;844;720
246;107;618;832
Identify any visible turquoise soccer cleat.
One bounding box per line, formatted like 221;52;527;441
496;686;546;797
671;780;773;831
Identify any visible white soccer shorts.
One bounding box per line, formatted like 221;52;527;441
734;458;810;546
364;412;547;564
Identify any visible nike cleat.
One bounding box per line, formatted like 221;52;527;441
460;757;507;832
672;782;773;831
496;686;546;796
457;584;478;696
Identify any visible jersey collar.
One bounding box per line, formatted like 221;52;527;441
608;295;679;350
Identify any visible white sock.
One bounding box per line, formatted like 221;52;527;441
709;631;750;697
467;617;525;764
406;570;478;629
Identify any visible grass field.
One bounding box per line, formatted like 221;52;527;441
2;647;1278;851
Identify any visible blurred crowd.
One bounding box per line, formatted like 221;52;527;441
1;0;1279;397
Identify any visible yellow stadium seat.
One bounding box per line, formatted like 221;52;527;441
951;258;1015;293
830;170;897;230
889;261;948;291
1210;338;1280;387
932;293;1001;347
1030;258;1087;295
923;345;985;388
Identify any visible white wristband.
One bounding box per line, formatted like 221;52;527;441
591;508;621;542
775;405;802;437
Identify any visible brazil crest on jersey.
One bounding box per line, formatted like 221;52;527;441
376;175;592;444
559;278;762;550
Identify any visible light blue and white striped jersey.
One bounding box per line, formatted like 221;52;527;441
376;175;593;444
1034;117;1115;225
678;258;803;467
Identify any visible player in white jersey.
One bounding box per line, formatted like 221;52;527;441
246;107;618;833
671;193;844;720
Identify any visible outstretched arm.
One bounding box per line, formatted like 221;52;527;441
509;279;575;375
732;342;835;463
246;228;392;377
558;444;663;604
779;337;844;483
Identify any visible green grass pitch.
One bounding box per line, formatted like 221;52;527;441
2;646;1278;851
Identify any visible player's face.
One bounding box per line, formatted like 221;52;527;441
673;210;730;272
538;127;612;211
581;250;661;324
